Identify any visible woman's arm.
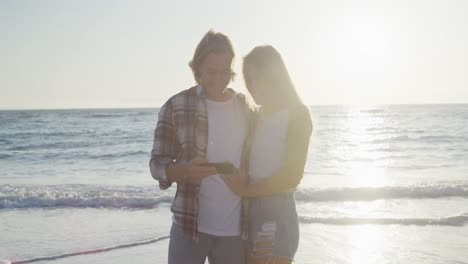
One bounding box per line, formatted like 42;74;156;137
242;105;312;197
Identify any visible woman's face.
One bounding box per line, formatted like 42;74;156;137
243;63;269;106
198;52;233;96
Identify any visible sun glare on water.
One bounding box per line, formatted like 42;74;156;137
334;106;390;187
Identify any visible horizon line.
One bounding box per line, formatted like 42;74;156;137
1;102;467;111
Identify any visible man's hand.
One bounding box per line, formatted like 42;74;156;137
186;157;218;182
167;157;217;183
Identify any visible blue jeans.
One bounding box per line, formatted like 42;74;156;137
248;192;299;260
168;223;245;264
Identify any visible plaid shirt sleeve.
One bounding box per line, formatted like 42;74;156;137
149;98;181;190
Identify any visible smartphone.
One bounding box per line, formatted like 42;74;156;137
201;162;235;174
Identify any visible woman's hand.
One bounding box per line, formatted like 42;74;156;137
222;169;246;196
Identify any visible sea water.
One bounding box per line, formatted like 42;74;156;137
1;105;467;263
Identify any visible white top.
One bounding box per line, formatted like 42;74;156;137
197;95;247;236
249;108;289;182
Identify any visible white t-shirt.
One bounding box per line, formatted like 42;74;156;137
249;108;289;182
197;95;247;236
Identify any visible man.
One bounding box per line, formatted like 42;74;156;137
149;30;253;264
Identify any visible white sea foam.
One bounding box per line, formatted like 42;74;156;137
299;214;468;226
295;184;468;202
0;184;173;209
2;183;468;209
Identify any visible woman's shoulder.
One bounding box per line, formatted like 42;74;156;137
290;104;311;121
288;104;313;132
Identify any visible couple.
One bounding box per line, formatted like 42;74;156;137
150;30;312;264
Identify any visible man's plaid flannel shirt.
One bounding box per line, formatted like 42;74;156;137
149;85;255;241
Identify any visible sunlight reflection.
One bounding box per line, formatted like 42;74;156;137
340;107;389;187
341;109;390;263
348;164;387;187
346;225;387;264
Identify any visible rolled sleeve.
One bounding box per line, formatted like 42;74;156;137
149;156;173;190
149;98;180;190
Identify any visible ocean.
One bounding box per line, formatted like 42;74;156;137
1;104;467;264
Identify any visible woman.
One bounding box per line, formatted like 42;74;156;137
223;45;312;264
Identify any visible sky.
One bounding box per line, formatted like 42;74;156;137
1;0;467;110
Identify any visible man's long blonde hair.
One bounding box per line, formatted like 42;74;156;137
189;30;236;84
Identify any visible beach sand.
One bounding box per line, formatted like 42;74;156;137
10;225;466;264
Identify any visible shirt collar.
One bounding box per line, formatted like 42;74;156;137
196;85;206;98
196;85;236;99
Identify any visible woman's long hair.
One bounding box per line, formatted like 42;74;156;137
243;45;303;108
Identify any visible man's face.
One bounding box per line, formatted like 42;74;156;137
198;52;233;95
